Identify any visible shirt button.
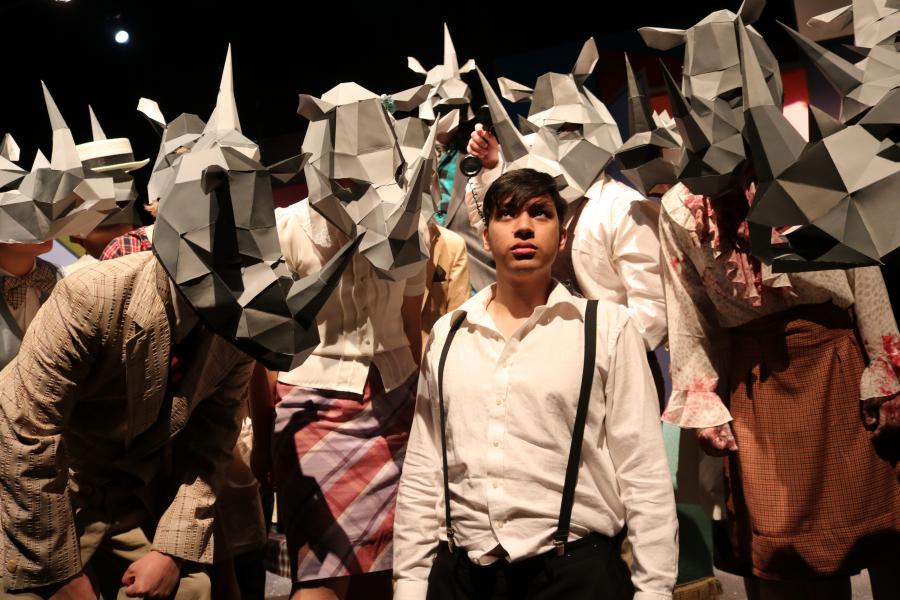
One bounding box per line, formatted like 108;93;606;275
497;521;504;528
492;481;499;488
496;399;502;406
493;441;500;448
6;559;16;573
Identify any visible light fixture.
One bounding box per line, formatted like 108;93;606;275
115;29;130;44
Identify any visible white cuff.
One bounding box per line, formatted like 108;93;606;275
393;579;430;600
634;591;673;600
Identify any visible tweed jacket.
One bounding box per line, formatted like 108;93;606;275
421;223;470;350
0;251;253;590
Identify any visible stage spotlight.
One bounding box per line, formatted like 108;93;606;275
115;30;130;44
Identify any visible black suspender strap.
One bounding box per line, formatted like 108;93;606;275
437;310;468;553
553;299;599;556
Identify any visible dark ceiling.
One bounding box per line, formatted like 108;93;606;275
1;0;802;170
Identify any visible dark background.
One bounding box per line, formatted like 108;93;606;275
1;0;802;176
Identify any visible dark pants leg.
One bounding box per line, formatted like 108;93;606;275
426;534;634;600
647;351;666;413
233;548;267;600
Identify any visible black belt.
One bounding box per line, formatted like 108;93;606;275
436;529;625;565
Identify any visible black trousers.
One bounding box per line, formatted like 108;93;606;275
425;533;635;600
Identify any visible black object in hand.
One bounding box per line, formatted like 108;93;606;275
460;105;494;178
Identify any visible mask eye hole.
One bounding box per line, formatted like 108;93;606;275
718;87;743;107
334;178;369;202
554;123;583;139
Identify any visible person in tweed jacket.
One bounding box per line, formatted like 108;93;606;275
0;251;254;599
0;48;339;600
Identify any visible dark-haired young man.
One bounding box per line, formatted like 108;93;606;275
393;168;677;600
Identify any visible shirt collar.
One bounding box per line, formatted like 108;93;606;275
450;280;584;334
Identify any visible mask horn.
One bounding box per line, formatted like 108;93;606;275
476;67;530;163
205;44;242;133
41;81;80;171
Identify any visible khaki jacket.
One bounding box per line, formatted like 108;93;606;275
0;252;253;590
443;155;495;292
421;224;470;350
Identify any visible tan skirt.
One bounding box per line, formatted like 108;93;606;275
724;302;900;580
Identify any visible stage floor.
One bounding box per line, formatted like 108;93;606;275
264;569;876;599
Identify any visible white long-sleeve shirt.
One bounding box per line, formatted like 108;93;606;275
394;282;678;600
275;201;426;394
465;164;666;350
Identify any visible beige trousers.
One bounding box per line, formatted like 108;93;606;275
1;507;209;599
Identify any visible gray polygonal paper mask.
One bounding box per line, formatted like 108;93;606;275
638;1;781;198
151;46;360;371
0;83;118;244
658;60;749;199
614;53;686;195
299;81;435;282
639;0;782;107
477;38;623;204
807;0;900;49
408;23;477;128
738;16;900;269
784;2;900;124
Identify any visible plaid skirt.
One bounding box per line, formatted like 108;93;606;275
271;367;416;583
723;302;900;580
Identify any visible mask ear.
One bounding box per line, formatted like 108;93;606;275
738;0;765;26
498;77;533;103
408;56;427;75
0;133;20;162
137;97;167;136
297;94;335;121
637;26;687;50
390;85;432;112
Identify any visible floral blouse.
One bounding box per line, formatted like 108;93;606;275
659;183;900;428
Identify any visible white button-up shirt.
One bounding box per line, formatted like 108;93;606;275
394;283;677;600
275;200;426;394
465;165;666;350
571;177;666;350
